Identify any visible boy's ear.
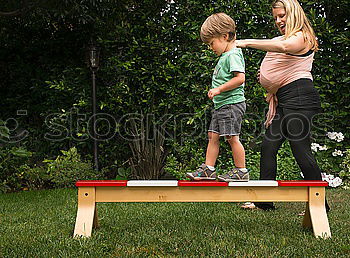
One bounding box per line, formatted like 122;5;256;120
227;32;235;41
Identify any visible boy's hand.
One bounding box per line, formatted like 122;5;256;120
208;88;221;99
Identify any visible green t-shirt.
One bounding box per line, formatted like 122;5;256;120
211;48;245;109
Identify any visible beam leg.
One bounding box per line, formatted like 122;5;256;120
93;205;99;228
73;186;97;237
308;187;331;239
302;203;312;229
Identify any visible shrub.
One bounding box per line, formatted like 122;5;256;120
0;146;33;192
275;142;302;180
340;149;350;187
16;164;50;190
0;0;348;183
45;147;101;188
128;119;167;179
311;132;346;179
164;140;205;180
0;146;102;192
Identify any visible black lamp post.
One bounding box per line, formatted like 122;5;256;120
88;43;100;171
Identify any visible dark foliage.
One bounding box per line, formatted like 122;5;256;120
0;0;349;180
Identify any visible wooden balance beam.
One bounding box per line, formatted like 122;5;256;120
73;180;331;239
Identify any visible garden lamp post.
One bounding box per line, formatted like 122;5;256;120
88;43;100;171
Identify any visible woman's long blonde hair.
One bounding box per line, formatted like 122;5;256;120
272;0;318;51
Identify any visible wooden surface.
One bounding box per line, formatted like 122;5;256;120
73;181;331;239
94;186;308;202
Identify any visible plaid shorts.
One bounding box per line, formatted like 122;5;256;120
208;102;246;136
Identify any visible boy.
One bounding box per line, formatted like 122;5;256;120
186;13;248;182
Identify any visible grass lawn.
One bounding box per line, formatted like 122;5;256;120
0;187;349;257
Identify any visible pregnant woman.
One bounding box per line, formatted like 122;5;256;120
237;0;329;211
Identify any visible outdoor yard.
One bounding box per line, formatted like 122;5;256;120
0;187;349;257
1;1;349;257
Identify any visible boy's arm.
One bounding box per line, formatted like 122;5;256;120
208;72;245;100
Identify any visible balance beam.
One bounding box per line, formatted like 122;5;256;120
73;180;331;239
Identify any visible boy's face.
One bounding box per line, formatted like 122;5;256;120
208;34;229;56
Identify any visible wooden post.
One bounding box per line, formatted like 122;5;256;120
302;203;312;229
308;186;331;239
73;186;97;237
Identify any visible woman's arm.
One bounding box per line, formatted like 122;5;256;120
236;32;308;54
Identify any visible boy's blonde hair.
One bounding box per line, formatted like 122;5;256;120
272;0;319;51
200;13;236;44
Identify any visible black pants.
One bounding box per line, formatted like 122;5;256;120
255;107;330;211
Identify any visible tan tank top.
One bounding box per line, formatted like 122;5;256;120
259;41;314;127
259;51;314;94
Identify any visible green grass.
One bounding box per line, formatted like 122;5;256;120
0;188;349;257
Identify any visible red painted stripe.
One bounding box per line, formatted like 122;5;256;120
277;180;328;187
178;180;228;186
76;180;328;187
75;180;128;187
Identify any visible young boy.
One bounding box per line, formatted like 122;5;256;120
186;13;248;182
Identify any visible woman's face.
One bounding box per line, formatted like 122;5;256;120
273;7;287;34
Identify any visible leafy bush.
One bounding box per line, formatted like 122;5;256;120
0;146;33;192
311;132;346;180
244;149;261;180
0;0;348;180
275;142;302;180
15;164;50;191
164;140;205;180
340;149;350;187
45;147;101;188
0;146;102;192
0;119;9;139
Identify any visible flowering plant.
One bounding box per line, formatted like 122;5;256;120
340;149;350;188
311;132;348;188
321;173;343;188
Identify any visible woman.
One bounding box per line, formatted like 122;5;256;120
237;0;329;211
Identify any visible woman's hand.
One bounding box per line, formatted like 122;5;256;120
256;69;260;82
208;88;221;99
235;40;247;48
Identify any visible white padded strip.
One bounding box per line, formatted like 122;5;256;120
127;180;178;187
228;180;278;187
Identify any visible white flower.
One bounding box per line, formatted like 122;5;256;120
321;173;342;188
327;132;345;142
327;132;337;140
311;143;320;152
332;149;343;157
328;177;343;188
319;145;328;151
322;173;334;181
311;143;328;152
336;132;344;142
